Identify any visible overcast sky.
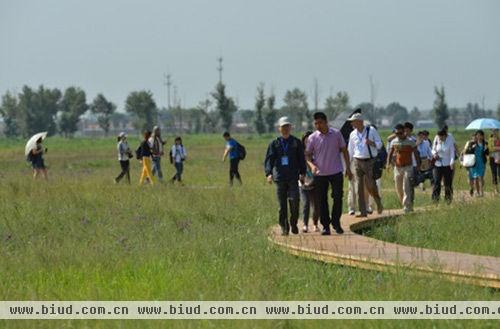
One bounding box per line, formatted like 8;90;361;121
1;0;499;112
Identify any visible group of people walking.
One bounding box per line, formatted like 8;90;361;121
264;112;499;236
25;113;499;234
114;126;187;185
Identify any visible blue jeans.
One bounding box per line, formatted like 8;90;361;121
151;156;163;180
173;162;183;181
300;187;319;227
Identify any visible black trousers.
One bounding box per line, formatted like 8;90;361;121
490;158;498;185
432;166;453;203
315;172;344;231
116;160;130;183
229;158;242;184
276;180;300;232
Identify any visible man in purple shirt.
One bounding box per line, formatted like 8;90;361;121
306;112;353;235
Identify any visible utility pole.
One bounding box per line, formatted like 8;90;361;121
217;57;223;84
163;73;172;110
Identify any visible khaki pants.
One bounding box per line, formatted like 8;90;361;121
353;158;382;215
348;161;378;212
394;165;413;211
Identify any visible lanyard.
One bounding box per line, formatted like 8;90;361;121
280;137;289;155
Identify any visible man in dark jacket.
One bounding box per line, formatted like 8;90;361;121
265;117;307;235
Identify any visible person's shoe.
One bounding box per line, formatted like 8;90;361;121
469;188;474;196
302;225;308;233
355;213;368;218
335;227;344;235
291;225;299;235
314;225;320;232
321;228;331;236
348;210;355;216
367;207;374;215
377;202;384;214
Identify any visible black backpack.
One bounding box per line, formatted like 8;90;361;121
236;142;246;160
135;145;143;160
366;126;385;180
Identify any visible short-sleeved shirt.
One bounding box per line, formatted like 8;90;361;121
226;139;238;160
391;137;416;167
306;127;346;176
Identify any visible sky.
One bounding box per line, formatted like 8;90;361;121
1;0;499;112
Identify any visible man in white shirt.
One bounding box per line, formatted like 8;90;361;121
347;113;383;217
431;129;456;203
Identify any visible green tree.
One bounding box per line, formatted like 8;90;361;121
433;86;449;129
90;94;116;136
197;98;218;133
18;85;61;136
386;102;409;126
324;91;350;122
0;91;20;137
283;88;308;130
58;87;88;137
125;90;157;132
211;82;237;131
264;92;277;133
254;83;266;134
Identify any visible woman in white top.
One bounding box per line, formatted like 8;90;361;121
115;132;132;184
170;136;187;184
431;129;455;203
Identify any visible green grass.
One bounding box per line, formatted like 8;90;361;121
0;132;498;329
363;197;499;257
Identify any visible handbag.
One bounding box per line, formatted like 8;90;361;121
461;153;476;168
301;170;315;190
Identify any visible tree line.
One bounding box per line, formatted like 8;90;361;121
1;83;499;138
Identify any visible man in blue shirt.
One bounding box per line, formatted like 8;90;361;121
222;132;242;186
265;117;306;235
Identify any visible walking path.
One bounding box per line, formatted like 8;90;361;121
269;193;500;288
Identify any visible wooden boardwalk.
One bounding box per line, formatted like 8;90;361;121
269;194;500;288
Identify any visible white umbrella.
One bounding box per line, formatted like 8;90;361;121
465;118;500;130
25;132;47;156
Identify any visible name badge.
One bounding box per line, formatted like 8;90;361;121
281;156;289;166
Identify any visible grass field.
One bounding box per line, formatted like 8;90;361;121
0;131;498;328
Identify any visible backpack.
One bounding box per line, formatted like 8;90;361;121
236;142;246;160
169;149;173;164
366;126;385;180
135;145;143;160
